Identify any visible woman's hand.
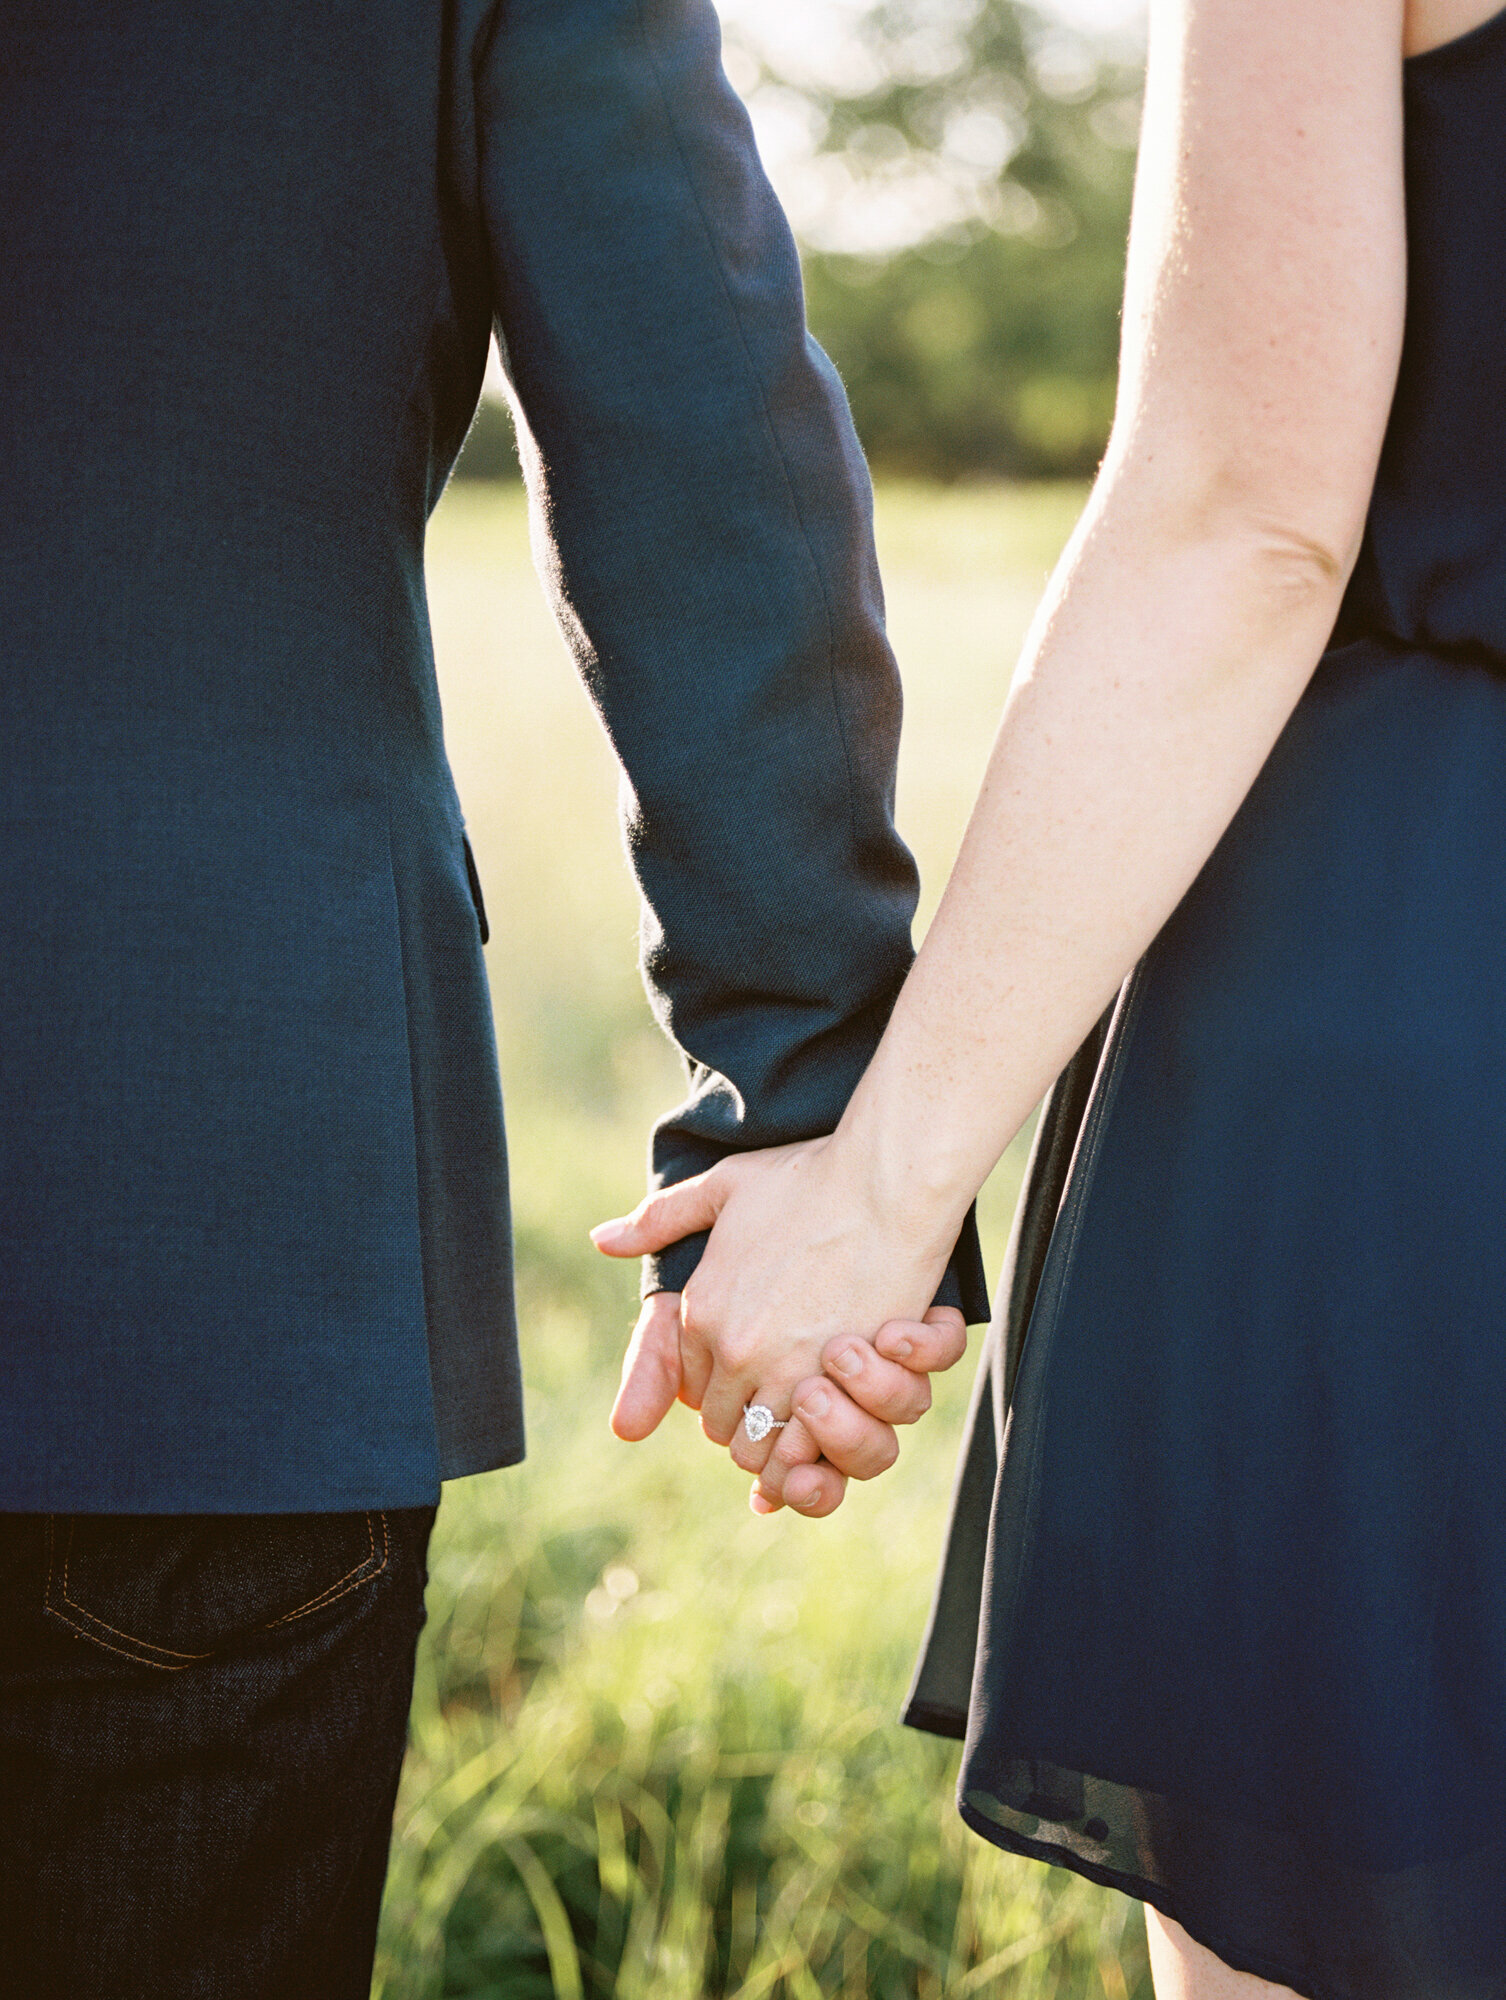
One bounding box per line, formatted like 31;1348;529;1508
592;1134;966;1496
605;1277;966;1514
748;1306;967;1514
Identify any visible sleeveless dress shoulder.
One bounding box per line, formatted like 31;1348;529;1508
908;14;1506;1998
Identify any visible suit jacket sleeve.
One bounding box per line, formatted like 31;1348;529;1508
473;0;989;1321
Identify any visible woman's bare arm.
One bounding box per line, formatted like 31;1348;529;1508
599;0;1416;1496
833;0;1410;1247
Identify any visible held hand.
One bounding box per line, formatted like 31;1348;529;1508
608;1289;966;1515
592;1137;945;1445
608;1286;902;1517
593;1138;965;1507
746;1308;968;1514
607;1285;966;1450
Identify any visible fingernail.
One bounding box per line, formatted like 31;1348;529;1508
786;1476;817;1511
798;1386;831;1420
882;1335;913;1361
750;1490;774;1515
828;1345;862;1378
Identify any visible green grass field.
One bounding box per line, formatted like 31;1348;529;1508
372;480;1152;2000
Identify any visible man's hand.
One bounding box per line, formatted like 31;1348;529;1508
609;1291;687;1442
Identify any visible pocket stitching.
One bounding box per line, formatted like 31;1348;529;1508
44;1517;210;1671
262;1510;389;1628
42;1511;391;1670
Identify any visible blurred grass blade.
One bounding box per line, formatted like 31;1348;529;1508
945;1913;1082;1997
504;1834;586;2000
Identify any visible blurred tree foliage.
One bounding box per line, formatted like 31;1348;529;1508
769;0;1141;478
453;0;1141;485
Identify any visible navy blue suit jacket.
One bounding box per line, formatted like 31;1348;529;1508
0;0;988;1511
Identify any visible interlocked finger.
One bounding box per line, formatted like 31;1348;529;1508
728;1394;791;1473
698;1360;766;1447
872;1307;968;1375
749;1415;849;1517
755;1377;899;1505
821;1336;932;1424
676;1308;714;1412
780;1458;847;1516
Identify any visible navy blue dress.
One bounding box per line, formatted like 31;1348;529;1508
907;15;1506;1998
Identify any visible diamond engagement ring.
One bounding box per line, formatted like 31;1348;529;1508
743;1403;788;1444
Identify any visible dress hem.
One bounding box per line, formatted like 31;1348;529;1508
957;1796;1324;2000
903;1698;967;1741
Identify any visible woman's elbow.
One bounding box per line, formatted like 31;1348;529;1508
1100;397;1377;603
1242;511;1359;616
1125;456;1368;625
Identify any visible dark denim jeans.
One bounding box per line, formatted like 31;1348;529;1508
0;1505;435;1999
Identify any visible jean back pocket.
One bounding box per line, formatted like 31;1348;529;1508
44;1511;389;1670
